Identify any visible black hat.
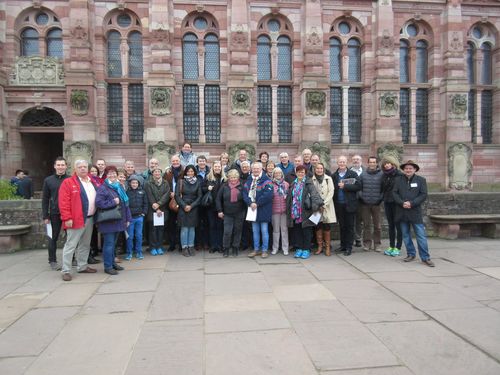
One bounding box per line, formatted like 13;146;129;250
400;160;420;172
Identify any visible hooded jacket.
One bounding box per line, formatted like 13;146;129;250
126;175;148;217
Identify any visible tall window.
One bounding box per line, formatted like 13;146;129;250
399;22;431;144
18;11;62;58
328;20;363;144
181;13;221;143
105;12;144;143
467;24;495;144
256;17;294;143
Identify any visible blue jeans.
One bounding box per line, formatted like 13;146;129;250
400;222;430;261
103;232;118;270
180;226;195;248
252;221;269;252
126;216;144;255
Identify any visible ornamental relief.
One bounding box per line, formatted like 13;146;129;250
10;56;64;86
231;89;251;116
448;143;472;190
70;90;89;116
305;91;326;116
449;94;467;119
305;27;322;51
378;29;394;55
230;24;249;51
380;92;398;117
150;87;172;116
150;23;170;50
71;20;89;47
64;141;93;174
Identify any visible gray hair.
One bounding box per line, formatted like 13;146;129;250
241;160;251;168
74;159;88;168
226;169;240;179
251;162;263;169
279;152;289;158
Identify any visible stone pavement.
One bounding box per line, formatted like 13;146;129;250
1;238;500;375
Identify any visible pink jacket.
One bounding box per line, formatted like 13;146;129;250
272;180;289;214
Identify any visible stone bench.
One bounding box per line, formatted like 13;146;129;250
429;214;500;239
0;225;32;253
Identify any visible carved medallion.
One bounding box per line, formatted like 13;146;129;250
231;24;249;51
377;143;403;166
150;87;172;116
449;31;463;51
71;20;88;47
306;27;322;51
379;29;394;55
305;91;326;116
148;141;176;171
380;92;398;117
151;23;170;50
10;56;65;86
228;143;256;163
70;89;89;116
231;89;251;116
448;143;472;190
449;94;467;119
64;141;93;173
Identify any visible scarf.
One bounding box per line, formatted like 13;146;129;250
228;180;240;203
273;177;287;198
291;178;305;223
105;178;129;206
315;174;324;184
185;175;197;184
249;174;259;202
383;167;395;176
153;177;162;187
172;166;182;180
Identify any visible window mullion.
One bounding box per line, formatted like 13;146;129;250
342;86;349;143
410;87;417;144
199;83;206;142
271;85;279;142
122;83;129;143
120;37;128;78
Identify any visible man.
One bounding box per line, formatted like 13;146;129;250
230;149;250;175
392;160;435;267
358;156;383;252
124;160;144;186
302;148;312;170
178;142;197;167
42;157;69;270
310;154;331;176
332;156;361;256
58;160;98;281
350;154;364;247
164;154;184;252
11;169;33;199
95;159;107;185
277;152;294;177
195;155;210;250
142;157;159;182
285;155;303;184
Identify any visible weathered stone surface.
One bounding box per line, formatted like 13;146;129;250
303;258;368;280
37;282;100;307
165;254;204;271
368;270;433;283
83;292;154;315
321;367;414;375
0;357;36;375
272;283;335;302
205;310;290;333
97;269;162;294
204;257;260;274
14;270;64;293
281;300;356;323
474;267;500;280
0;292;48;331
402;258;478;277
206;272;271;296
205;293;280;313
260;264;318;285
340;252;410;273
433;274;500;301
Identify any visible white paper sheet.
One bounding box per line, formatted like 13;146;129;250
46;223;52;239
153;211;165;226
246;206;257;222
308;211;322;225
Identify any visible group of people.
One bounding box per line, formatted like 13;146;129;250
41;143;435;281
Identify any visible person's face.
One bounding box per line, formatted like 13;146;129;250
152;169;162;179
130;180;139;190
90;167;98;176
267;163;275;174
352;156;362;168
229;175;239;183
260;154;268;163
182;143;192;153
106;170;117;182
368;158;378;171
383;162;394;171
315;164;324;176
239;150;247;161
273;170;283;180
171;156;181;168
311;155;320;166
197;158;207;169
242;164;250;173
125;162;135;175
213;163;222;174
404;165;416;178
337;157;347;170
186;168;195;177
54;161;67;175
252;165;262;176
149;159;159;171
17;171;25;179
220;154;229;164
294;157;302;167
296;169;306;179
280;154;289;164
118;173;127;185
302;150;312;163
76;163;88;178
96;160;106;172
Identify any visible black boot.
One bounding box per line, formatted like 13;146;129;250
223;248;229;257
232;247;239;257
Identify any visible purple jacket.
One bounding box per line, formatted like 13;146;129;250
95;184;132;234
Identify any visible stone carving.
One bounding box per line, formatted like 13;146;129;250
150;88;172;116
231;89;251;116
380;92;399;117
70;90;89;116
379;29;394;54
309;142;331;166
32;0;42;8
151;23;170;50
305;91;326;116
10;56;65;86
306;27;322;50
230;24;249;51
148;141;176;171
71;20;88;45
228;143;256;163
64;141;93;173
449;31;463;51
449;94;467;119
448;143;472;190
377;143;404;166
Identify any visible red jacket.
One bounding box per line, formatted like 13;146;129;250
59;174;94;230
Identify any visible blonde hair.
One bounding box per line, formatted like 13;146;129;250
226;169;240;179
207;160;227;182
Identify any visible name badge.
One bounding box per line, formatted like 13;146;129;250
410;183;418;188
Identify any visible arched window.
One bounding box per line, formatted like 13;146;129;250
415;40;428;83
17;11;62;58
347;38;361;82
204;34;220;80
46;28;62;58
183;33;199;80
277;36;291;81
481;43;492;85
400;40;409;83
466;42;475;84
128;31;143;78
329;38;341;82
257;35;271;80
20;107;64;127
107;30;122;77
21;28;39;56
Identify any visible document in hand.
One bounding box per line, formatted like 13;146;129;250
153;211;165;226
246;206;257;222
342;178;357;185
308;211;322;225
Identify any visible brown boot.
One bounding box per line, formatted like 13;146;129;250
314;228;324;255
324;230;331;256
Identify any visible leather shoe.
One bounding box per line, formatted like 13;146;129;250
403;255;416;262
62;273;72;281
105;268;118;275
423;259;435;267
78;267;97;273
343;249;352;256
113;264;124;271
355;240;362;248
87;256;101;264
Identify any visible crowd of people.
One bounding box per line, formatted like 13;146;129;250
41;142;435;281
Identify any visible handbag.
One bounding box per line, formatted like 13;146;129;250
95;205;122;223
201;190;213;207
169;179;182;213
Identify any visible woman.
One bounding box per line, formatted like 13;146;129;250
258;151;270;170
117;168;128;190
311;163;336;256
287;165;324;259
271;168;289;255
216;169;246;257
381;157;403;257
220;152;231;174
266;161;276;179
204;161;226;253
95;166;132;275
144;168;170;255
164;155;184;252
89;165;102;187
175;164;202;257
89;164;102;263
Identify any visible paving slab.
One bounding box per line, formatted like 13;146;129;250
206;272;271;295
303;258;368;280
485;299;500;312
0;357;36;375
281;300;356;323
0;283;22;299
320;366;414;375
83;291;153;315
340;252;411;273
0;306;78;357
272;283;335;302
0;292;48;331
253;254;300;264
125;320;203;375
13;270;64;293
0;261;45;284
205;293;280;313
260;263;321;285
403;258;479;277
118;254;168;270
204;257;260;274
368;320;500;375
165;254;204;271
0;252;33;271
97;269;162;294
474;267;500;280
368;270;434;283
37;282;100;307
205;310;291;333
206;329;317;375
432;274;500;301
432;248;500;268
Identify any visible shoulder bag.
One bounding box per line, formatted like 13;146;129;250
95;205;122;223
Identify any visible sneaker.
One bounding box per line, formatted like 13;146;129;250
50;262;61;271
157;248;164;255
261;252;269;259
362;242;371;251
248;251;259;258
105;268;118;275
271;249;278;255
136;253;144;260
283;249;289;256
391;248;401;257
301;250;311;259
150;249;158;256
62;273;72;281
422;259;435;267
384;248;393;256
294;249;303;258
182;247;190;257
373;245;382;253
124;254;132;261
113;264;124;271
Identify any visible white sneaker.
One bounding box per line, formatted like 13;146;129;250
271;249;278;255
283;249;289;256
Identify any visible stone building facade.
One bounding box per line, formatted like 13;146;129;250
0;0;499;191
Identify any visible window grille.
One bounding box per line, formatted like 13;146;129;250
329;38;341;82
128;84;144;143
468;90;476;142
330;87;343;144
348;88;362;143
183;33;199;80
268;20;280;32
194;17;208;30
466;42;475;84
117;14;132;28
416;40;428;83
416;89;428;144
347;39;361;82
338;22;351;35
107;83;123;143
277;86;292;143
481;90;493;144
400;89;410;144
204;34;220;80
128;31;143;78
400;40;409;83
36;13;49;26
481;43;492;85
257;35;271;80
107;31;122;77
20;107;64;127
204;85;221;143
21;28;39;56
257;86;272;143
183;85;200;143
277;36;291;81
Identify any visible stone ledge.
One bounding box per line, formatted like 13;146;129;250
0;224;32;253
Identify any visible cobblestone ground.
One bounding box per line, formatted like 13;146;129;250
1;238;500;375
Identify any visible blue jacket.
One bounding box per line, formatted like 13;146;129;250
95;184;132;234
278;162;294;177
242;173;274;222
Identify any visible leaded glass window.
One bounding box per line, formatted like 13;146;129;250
329;38;341;82
107;31;122;77
204;34;220;80
400;40;409;83
481;90;493;144
128;31;143;78
330;87;343;144
348;88;362;143
416;89;428;144
36;13;49;26
348;38;361;82
205;85;221;143
128;84;144;143
481;43;492;85
468;90;476;142
400;89;410;144
257;35;271;80
183;85;200;143
183;33;199;80
277;86;292;143
277;36;291;81
46;28;63;58
107;83;123;143
117;14;132;28
257;86;272;143
466;42;475;84
21;28;39;56
268;20;280;32
416;40;428;83
20;107;64;127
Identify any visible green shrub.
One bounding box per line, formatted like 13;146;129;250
0;179;21;200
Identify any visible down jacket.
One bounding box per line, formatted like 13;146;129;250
358;168;384;205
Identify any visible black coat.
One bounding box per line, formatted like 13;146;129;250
332;168;361;213
41;173;69;218
126;187;148;217
216;182;246;216
381;168;403;203
286;178;324;228
144;179;170;222
203;176;223;210
175;178;202;227
392;173;428;224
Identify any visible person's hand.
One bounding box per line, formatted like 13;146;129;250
114;197;120;204
338;181;344;189
250;203;257;210
218;212;224;219
319;206;325;212
156;210;163;217
43;219;50;225
403;201;411;209
170;192;175;198
185;205;192;212
65;219;73;228
152;203;159;210
208;185;213;191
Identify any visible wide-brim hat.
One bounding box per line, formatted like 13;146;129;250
400;160;420;172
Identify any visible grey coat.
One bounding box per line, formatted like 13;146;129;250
358;168;383;205
175;178;202;227
392;174;428;224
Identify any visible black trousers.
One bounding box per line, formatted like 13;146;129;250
47;214;63;263
222;212;245;249
384;201;402;249
149;223;165;249
335;203;356;251
291;223;313;251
